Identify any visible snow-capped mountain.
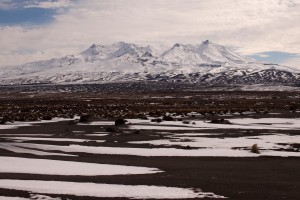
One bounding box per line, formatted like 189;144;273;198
0;40;299;86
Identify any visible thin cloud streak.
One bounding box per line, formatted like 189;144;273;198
0;0;16;9
24;0;73;9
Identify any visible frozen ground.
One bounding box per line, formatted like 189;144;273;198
0;157;162;176
4;137;105;143
0;117;299;158
127;118;300;130
129;134;300;157
0;143;74;156
0;180;226;199
0;114;299;199
0;118;75;130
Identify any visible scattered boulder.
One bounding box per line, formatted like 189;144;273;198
163;116;174;121
115;118;127;126
42;115;52;121
79;115;92;123
182;120;190;124
210;118;231;124
151;118;162;123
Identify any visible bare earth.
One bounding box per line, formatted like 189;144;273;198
0;90;299;200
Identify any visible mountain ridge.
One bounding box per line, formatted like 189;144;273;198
0;40;299;86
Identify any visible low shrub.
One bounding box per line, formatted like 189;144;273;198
251;144;260;154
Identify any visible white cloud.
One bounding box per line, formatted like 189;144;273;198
253;53;270;58
24;0;72;9
0;0;300;66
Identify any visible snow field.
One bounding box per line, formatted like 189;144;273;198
0;157;162;176
0;180;226;199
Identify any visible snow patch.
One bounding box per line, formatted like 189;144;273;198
0;143;74;156
0;118;74;130
0;180;226;199
4;137;105;143
0;157;162;176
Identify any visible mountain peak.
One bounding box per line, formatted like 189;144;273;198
173;43;181;48
202;40;213;45
1;40;296;86
80;43;105;57
90;43;97;48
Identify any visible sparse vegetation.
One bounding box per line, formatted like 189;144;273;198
251;144;260;154
0;116;14;124
0;90;299;122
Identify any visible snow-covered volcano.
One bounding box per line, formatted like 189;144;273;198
0;40;299;86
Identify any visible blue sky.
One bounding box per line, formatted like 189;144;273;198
0;0;299;68
250;51;300;65
0;7;55;25
0;0;70;25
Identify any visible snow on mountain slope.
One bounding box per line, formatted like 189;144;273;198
0;40;299;86
197;40;257;64
79;42;154;63
160;40;258;66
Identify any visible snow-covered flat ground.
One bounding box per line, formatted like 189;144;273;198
0;197;30;200
129;133;299;157
4;136;105;143
127;118;300;130
0;180;226;199
78;121;115;126
6;141;298;157
0;157;162;176
3;142;257;157
0;116;299;199
0;143;74;156
0;118;74;130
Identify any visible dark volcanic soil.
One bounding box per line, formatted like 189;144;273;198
0;90;299;200
0;119;299;200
